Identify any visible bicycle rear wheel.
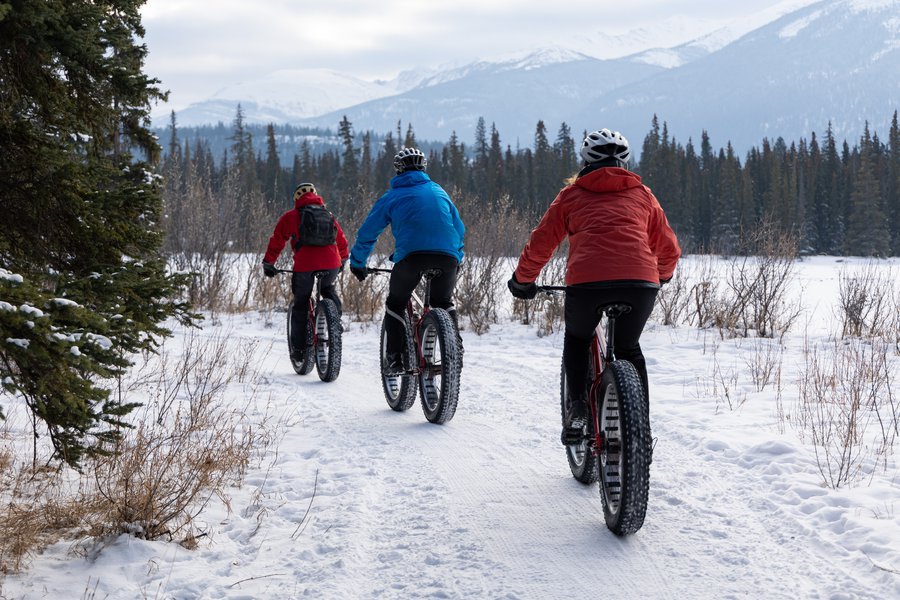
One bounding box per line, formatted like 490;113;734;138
314;298;342;382
287;300;314;375
560;359;599;484
597;359;650;536
380;312;417;411
418;308;460;424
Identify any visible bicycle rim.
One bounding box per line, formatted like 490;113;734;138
418;309;460;424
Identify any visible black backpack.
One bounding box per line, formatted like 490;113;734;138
294;205;338;248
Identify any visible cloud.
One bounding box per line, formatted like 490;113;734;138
141;0;806;108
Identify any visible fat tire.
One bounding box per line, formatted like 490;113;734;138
597;359;650;536
418;308;460;424
314;299;342;382
380;312;417;411
560;359;599;484
287;299;314;375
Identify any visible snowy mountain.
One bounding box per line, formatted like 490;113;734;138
574;0;900;153
162;0;900;154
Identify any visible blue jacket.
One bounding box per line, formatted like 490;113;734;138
350;170;465;267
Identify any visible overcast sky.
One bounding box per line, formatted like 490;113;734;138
141;0;811;111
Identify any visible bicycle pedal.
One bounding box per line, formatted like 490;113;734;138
561;418;589;446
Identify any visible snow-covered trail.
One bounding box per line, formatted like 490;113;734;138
4;306;899;599
184;316;895;600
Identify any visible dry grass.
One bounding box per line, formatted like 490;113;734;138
0;330;280;573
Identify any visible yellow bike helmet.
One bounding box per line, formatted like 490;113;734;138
293;182;317;201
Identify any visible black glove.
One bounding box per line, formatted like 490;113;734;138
660;277;672;285
262;262;277;278
507;275;538;300
350;265;368;282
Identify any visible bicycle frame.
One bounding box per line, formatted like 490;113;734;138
371;266;440;374
540;285;627;457
279;268;330;347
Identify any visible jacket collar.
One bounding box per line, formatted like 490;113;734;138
294;192;325;209
574;166;642;193
390;170;431;188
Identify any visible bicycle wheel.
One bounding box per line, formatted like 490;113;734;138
597;359;650;536
418;308;460;424
286;299;314;375
380;312;417;411
560;359;599;484
314;298;342;382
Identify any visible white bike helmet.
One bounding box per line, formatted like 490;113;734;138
393;147;427;174
581;129;631;166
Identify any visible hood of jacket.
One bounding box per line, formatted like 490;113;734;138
294;191;325;209
390;170;431;189
573;167;643;194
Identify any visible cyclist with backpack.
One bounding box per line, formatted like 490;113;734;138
348;147;465;375
507;129;681;445
263;182;349;362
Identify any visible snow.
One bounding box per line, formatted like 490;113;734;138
4;338;30;349
779;9;826;39
17;305;44;318
0;269;23;284
51;298;80;308
1;256;899;598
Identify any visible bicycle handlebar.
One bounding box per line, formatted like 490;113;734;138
537;285;566;292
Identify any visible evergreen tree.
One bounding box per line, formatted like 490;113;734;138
0;0;193;465
554;122;577;182
532;120;555;213
846;124;890;256
337;115;359;192
262;123;282;212
888;111;900;254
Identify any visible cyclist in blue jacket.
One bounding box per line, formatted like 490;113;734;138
349;147;466;374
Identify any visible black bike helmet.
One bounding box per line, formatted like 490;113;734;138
393;147;427;174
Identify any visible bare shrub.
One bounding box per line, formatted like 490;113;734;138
0;459;87;573
0;331;279;572
836;262;896;340
454;194;531;335
685;256;738;331
86;331;275;543
163;163;273;317
793;338;897;488
510;254;567;335
743;337;783;392
340;267;387;324
653;273;691;326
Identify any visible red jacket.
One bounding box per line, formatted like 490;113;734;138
263;192;349;271
514;167;680;286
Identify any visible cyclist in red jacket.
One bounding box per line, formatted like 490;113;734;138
507;129;681;445
262;183;349;361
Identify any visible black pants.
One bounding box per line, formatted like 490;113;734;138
384;253;458;355
563;285;658;417
290;268;341;349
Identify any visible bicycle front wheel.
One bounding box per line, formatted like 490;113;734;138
597;359;650;536
287;300;314;375
418;308;460;424
380;313;417;411
314;298;342;382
